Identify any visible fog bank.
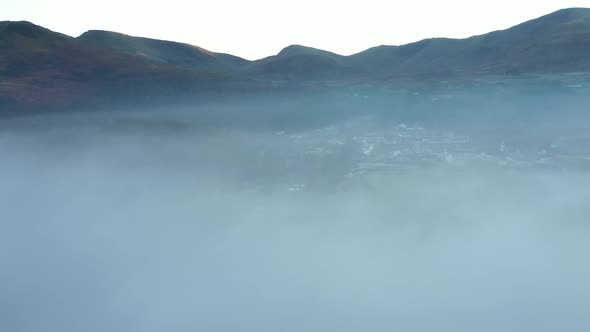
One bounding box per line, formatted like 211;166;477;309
2;102;590;332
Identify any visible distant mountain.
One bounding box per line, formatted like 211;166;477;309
348;7;590;78
0;21;247;111
244;45;360;80
2;7;590;111
77;30;248;72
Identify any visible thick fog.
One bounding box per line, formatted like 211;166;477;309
2;89;590;332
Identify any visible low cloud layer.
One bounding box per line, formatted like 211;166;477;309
1;104;590;332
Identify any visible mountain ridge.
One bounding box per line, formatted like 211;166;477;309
2;7;590;111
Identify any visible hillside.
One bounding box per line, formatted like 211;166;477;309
348;7;590;78
0;21;245;111
77;30;248;72
2;8;590;111
243;8;590;80
243;45;360;80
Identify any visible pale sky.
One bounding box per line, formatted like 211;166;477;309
4;0;590;60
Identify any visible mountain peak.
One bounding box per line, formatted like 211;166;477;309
78;29;128;40
277;44;342;58
516;7;590;28
278;45;314;56
551;7;590;15
0;20;69;40
78;29;217;57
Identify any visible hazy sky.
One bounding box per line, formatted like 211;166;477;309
4;0;590;59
